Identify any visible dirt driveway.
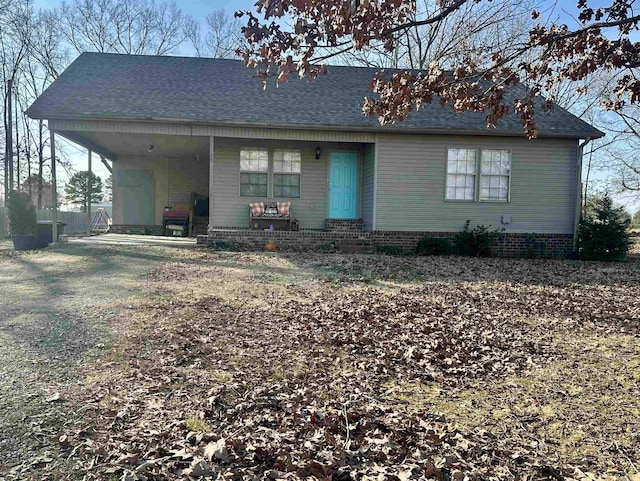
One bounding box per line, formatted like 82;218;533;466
0;240;639;480
0;240;195;474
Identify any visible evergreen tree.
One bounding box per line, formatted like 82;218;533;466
65;171;103;212
578;194;631;261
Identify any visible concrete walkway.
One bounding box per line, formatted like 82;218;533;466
68;233;197;247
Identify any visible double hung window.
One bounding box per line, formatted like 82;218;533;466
240;149;301;198
273;150;301;198
445;148;511;202
240;149;269;197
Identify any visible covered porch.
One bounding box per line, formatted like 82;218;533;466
49;120;377;238
57;129;211;237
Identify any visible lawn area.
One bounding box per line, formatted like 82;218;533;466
0;239;639;480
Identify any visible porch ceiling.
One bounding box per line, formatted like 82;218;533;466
58;131;210;160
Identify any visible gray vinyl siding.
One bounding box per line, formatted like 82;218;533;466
375;134;578;234
211;139;361;229
362;144;375;231
167;156;209;206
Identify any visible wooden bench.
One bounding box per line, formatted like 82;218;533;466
163;208;190;236
249;202;291;230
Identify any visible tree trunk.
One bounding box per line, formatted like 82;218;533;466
15;91;20;190
25;115;31;199
7;78;13;193
3;90;7;205
38;119;43;209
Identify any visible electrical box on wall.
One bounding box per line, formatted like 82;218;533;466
501;214;512;225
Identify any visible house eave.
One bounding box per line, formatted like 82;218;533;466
27;112;605;140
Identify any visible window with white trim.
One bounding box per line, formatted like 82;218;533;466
273;150;301;198
240;149;269;197
480;150;511;201
446;148;511;202
446;148;477;201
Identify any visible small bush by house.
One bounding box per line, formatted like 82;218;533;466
415;237;452;256
455;221;499;257
377;245;405;256
578;194;630;261
7;191;37;236
524;233;547;258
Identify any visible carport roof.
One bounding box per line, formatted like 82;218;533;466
27;52;604;139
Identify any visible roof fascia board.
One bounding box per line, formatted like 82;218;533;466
48;118;377;143
44;115;605;140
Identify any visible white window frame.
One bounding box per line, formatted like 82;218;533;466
239;148;303;199
445;148;477;202
445;148;511;203
479;149;511;202
239;148;269;197
272;149;302;199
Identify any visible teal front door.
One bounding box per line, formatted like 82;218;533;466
328;152;358;219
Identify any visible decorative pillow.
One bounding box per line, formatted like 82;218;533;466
277;202;291;216
249;202;264;216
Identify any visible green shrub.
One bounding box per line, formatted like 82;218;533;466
578;194;630;261
316;243;338;253
524;233;547;258
208;241;245;251
454;220;499;257
7;191;37;236
415;237;452;256
377;244;405;256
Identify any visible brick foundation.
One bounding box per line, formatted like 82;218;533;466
108;226;573;258
205;228;374;253
371;231;574;258
325;219;365;233
204;228;574;258
110;224;166;236
111;224;209;237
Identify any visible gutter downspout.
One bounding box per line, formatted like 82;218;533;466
574;137;592;253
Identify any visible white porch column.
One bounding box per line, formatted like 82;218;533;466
209;135;214;233
50;130;58;244
86;149;92;235
372;134;379;231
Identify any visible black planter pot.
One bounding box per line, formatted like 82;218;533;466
36;221;66;245
12;234;45;251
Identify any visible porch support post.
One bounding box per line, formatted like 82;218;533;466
574;137;591;252
50;130;58;244
208;135;214;233
87;149;92;235
372;134;379;231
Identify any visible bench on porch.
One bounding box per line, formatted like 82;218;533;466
249;202;294;230
163;207;190;236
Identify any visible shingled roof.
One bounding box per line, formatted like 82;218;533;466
27;52;603;139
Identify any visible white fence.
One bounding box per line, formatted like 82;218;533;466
0;207;87;238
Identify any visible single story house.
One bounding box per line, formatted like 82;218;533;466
26;52;604;255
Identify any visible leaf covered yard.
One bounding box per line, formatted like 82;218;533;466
0;244;639;480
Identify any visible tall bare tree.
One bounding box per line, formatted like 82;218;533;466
29;10;70;79
1;0;33;202
187;9;244;59
339;0;537;70
55;0;192;55
20;52;59;208
599;106;640;198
